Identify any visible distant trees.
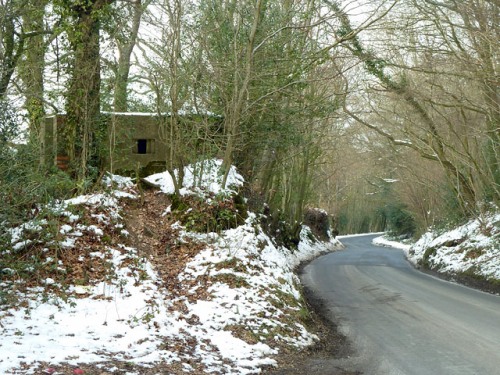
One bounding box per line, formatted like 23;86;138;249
0;0;52;167
133;0;352;231
1;0;50;117
412;0;500;207
138;0;193;193
330;0;499;229
18;0;48;141
194;0;350;231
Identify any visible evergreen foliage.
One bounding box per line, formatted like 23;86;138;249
170;192;248;233
0;105;73;228
382;203;416;238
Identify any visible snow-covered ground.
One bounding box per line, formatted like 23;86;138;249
0;160;342;374
373;212;500;282
372;235;411;252
408;212;500;280
144;159;244;196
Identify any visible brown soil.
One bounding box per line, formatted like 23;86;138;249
122;187;172;259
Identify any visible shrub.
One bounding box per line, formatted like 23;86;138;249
171;191;248;233
419;247;437;269
0;105;75;229
0;143;74;226
384;203;416;238
0;100;18;144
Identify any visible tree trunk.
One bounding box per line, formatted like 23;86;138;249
221;0;264;188
20;0;47;162
63;0;113;189
113;0;143;112
0;5;24;99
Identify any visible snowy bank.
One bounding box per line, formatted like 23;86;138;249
372;212;500;285
408;212;500;282
0;161;342;374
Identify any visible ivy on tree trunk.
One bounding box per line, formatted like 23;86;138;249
59;0;114;190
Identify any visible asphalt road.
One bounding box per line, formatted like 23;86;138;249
300;234;500;375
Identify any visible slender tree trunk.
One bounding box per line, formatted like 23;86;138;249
221;0;263;188
0;9;24;99
113;0;143;112
20;0;47;163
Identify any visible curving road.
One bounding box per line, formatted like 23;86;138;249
300;234;500;375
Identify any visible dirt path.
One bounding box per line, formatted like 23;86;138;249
122;188;172;259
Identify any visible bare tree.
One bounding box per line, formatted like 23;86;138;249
328;0;499;216
137;0;194;193
111;0;147;112
0;0;29;99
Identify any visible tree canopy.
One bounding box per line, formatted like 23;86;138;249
1;0;498;237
